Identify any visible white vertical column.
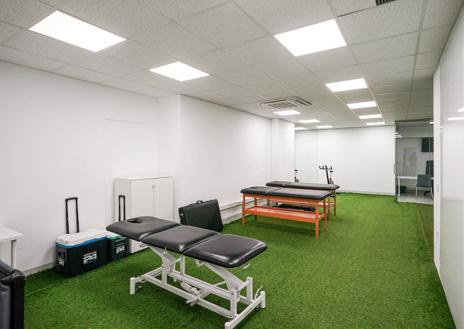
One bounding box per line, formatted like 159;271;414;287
433;68;441;273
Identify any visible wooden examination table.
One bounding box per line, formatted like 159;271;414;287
266;181;340;218
240;186;332;239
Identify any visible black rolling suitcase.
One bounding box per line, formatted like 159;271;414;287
178;199;223;232
0;260;25;329
55;197;107;277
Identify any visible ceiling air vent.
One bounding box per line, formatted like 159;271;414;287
376;0;396;5
260;96;311;110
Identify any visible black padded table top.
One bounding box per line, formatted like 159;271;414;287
141;225;219;254
267;181;340;190
241;186;331;200
107;216;178;241
240;186;279;194
184;234;267;268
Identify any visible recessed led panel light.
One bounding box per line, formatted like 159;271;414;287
326;78;368;92
359;114;382;120
458;108;464;112
274;110;301;116
366;121;385;126
347;101;377;109
295;127;307;131
150;62;209;81
316;125;333;129
299;119;320;123
274;19;346;56
448;117;464;121
29;11;125;52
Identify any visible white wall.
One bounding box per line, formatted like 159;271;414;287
434;6;464;328
0;62;159;271
0;63;295;271
175;96;272;210
270;118;295;181
295;126;396;194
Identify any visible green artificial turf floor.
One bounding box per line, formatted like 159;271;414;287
25;194;454;329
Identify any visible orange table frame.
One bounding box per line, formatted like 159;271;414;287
241;193;329;239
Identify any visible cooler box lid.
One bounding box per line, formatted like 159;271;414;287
56;229;106;247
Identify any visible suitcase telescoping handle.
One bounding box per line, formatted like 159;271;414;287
65;197;80;234
118;195;126;221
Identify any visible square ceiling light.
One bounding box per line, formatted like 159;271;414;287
274;19;346;56
150;62;209;81
347;101;377;109
274;110;301;116
29;11;125;52
316;125;333;129
359;114;382;120
366;121;385;126
299;119;320;123
295;127;307;131
326;78;368;92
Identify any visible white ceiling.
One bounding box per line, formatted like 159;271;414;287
0;0;462;129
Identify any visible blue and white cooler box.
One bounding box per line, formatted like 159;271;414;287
56;229;107;277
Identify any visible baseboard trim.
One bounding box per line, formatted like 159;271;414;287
24;262;55;276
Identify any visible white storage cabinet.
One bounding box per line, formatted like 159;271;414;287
114;175;174;253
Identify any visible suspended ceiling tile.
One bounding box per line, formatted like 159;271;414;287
182;49;248;76
331;0;376;16
100;76;152;92
418;24;453;53
101;41;173;70
338;0;423;44
53;65;110;83
298;47;356;72
179;2;266;47
0;21;20;43
186;76;238;91
133;22;216;59
138;0;228;21
223;37;292;66
415;51;441;70
75;54;140;77
57;0;170;39
4;30;93;63
0;0;53;27
253;58;309;84
422;0;464;29
351;32;418;63
235;0;333;34
0;45;67;71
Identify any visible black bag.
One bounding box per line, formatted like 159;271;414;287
0;260;25;329
178;199;223;232
55;197;107;277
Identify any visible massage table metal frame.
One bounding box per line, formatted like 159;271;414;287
107;217;266;329
266;181;340;218
241;187;331;239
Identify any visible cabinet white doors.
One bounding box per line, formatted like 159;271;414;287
153;177;173;219
130;179;156;217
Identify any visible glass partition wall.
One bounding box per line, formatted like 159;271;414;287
395;120;434;204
